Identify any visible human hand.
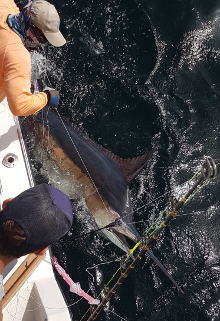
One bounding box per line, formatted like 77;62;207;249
2;198;13;209
43;87;60;108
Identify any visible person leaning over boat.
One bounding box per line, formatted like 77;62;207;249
0;0;66;116
0;184;73;321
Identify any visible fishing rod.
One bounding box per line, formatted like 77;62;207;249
86;156;217;321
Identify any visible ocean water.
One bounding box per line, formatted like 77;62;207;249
18;0;220;320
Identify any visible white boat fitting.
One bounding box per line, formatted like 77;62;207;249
0;98;72;320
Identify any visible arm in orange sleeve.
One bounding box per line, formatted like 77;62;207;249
4;39;48;116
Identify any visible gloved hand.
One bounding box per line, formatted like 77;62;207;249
43;87;60;108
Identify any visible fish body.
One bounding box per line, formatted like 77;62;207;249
31;109;155;253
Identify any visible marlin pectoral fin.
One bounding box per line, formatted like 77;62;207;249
147;249;184;294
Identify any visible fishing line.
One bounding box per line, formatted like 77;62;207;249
4;269;91;319
41;108;45;162
0;99;7;113
107;159;200;230
184;179;208;204
169;209;206;218
39;106;210;320
42;46;55;89
79;257;133;321
54;108;106;209
80;164;211;320
49;106;203;242
37;103;135;312
44;92;199;237
130;191;170;216
41;43;66;93
53;107;129;252
143;169;201;237
109;309;128;321
83;190;171;236
37;80;214;319
5;252;106;318
86;258;122;281
86;166;216;320
54;59;65;92
124;169;200;232
43;107;52;154
53;108;121;230
5;287;25;321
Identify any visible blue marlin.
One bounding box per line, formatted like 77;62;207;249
28;108;183;293
32;108;155;253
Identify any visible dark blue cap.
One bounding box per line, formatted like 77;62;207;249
0;184;73;253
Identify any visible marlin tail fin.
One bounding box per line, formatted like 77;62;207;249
147;249;184;294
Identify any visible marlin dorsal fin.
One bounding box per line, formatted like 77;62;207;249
62;119;156;184
95;144;156;184
116;147;156;184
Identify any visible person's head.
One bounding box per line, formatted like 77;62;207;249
30;0;66;47
0;184;73;258
7;0;66;51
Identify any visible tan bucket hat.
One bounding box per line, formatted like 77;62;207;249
30;0;66;47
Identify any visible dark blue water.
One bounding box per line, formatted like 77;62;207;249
19;0;220;320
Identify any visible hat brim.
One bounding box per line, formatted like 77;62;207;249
44;30;66;47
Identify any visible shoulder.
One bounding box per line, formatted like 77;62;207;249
4;39;31;73
0;0;19;32
0;0;19;15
